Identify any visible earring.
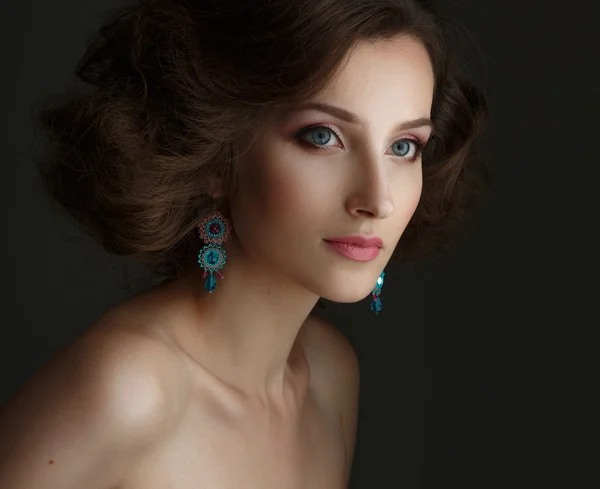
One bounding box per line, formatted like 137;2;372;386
370;271;385;315
196;208;232;293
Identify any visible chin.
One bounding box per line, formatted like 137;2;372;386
320;288;375;304
291;253;387;303
311;273;380;304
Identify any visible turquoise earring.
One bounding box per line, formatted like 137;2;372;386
197;209;232;293
370;271;385;314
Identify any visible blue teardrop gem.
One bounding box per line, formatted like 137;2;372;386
372;272;385;295
370;296;382;314
204;273;217;293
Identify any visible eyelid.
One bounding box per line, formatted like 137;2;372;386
297;123;429;147
296;123;344;144
296;130;423;165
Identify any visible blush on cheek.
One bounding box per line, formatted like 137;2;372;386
259;152;320;215
263;175;310;224
241;161;304;232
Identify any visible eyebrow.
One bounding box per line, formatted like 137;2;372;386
280;101;434;133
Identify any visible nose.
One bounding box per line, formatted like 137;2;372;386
344;156;394;220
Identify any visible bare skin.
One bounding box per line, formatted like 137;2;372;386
111;277;356;489
0;276;358;489
0;35;434;488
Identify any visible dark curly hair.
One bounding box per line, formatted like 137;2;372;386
36;0;489;282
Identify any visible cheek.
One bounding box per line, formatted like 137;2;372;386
230;155;316;244
393;170;423;232
408;175;423;215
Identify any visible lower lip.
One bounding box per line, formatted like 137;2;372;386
324;241;381;262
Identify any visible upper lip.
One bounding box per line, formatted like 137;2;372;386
324;235;384;248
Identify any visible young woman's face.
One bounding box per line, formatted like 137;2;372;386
229;35;435;303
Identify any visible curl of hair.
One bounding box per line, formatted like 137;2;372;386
36;0;490;280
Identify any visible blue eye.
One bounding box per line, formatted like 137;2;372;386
391;139;423;159
297;126;338;146
294;125;425;162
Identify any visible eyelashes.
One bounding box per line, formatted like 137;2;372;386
293;124;426;163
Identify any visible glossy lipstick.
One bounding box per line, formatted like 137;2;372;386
324;235;383;262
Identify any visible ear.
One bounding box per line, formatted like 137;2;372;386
206;175;226;199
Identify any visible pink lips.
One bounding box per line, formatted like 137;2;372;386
324;235;383;262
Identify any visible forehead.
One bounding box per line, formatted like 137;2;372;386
303;36;434;122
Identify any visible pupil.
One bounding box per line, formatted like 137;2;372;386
394;141;409;156
312;129;331;145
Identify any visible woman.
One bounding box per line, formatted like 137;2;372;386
0;0;488;487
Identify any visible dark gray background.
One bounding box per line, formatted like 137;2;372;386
2;0;598;487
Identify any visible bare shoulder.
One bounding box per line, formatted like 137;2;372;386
0;311;188;489
72;312;191;425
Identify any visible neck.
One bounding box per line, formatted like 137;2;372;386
174;236;320;404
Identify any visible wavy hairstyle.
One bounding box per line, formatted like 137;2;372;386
37;0;489;281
